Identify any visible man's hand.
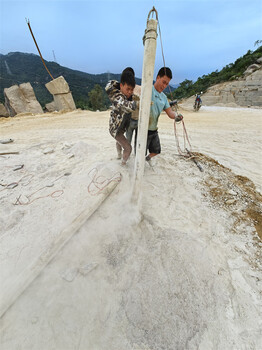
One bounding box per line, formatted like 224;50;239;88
132;94;140;102
175;113;183;122
170;100;177;107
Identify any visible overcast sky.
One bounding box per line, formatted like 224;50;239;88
1;0;261;85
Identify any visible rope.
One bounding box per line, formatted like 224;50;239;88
87;167;122;196
143;7;158;45
157;17;166;71
173;120;192;157
0;165;67;205
147;6;158;21
12;173;66;205
156;8;193;158
14;190;64;206
157;16;176;100
3;163;121;203
26;18;54;80
0;174;34;192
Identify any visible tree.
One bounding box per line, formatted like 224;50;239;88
88;84;107;111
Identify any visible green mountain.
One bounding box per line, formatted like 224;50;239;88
2;47;260;109
0;52;142;109
168;46;262;101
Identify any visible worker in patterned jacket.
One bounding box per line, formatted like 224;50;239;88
105;70;136;165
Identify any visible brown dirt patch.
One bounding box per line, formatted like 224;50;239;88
192;152;262;241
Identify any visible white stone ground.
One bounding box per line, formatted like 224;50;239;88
0;107;261;350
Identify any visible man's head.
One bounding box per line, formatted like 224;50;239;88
120;71;135;98
154;67;172;93
122;67;135;76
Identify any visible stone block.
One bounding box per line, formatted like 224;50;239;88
45;76;70;95
20;83;44;114
4;85;25;117
4;83;43;117
0;103;9;117
244;64;261;76
45;101;57;112
45;76;76;111
246;69;262;81
53;93;76;111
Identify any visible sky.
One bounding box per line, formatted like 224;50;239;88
0;0;262;85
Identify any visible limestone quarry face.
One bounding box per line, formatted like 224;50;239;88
4;83;43;117
185;62;262;108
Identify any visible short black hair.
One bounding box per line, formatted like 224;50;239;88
122;67;135;76
121;71;136;88
157;67;172;79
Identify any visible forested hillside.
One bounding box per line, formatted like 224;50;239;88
1;47;261;109
0;52;141;109
167;46;262;100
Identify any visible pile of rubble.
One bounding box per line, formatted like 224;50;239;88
0;76;76;118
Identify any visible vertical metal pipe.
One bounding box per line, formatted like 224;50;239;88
131;18;158;205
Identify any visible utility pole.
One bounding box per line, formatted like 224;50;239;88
131;8;158;205
52;50;57;63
